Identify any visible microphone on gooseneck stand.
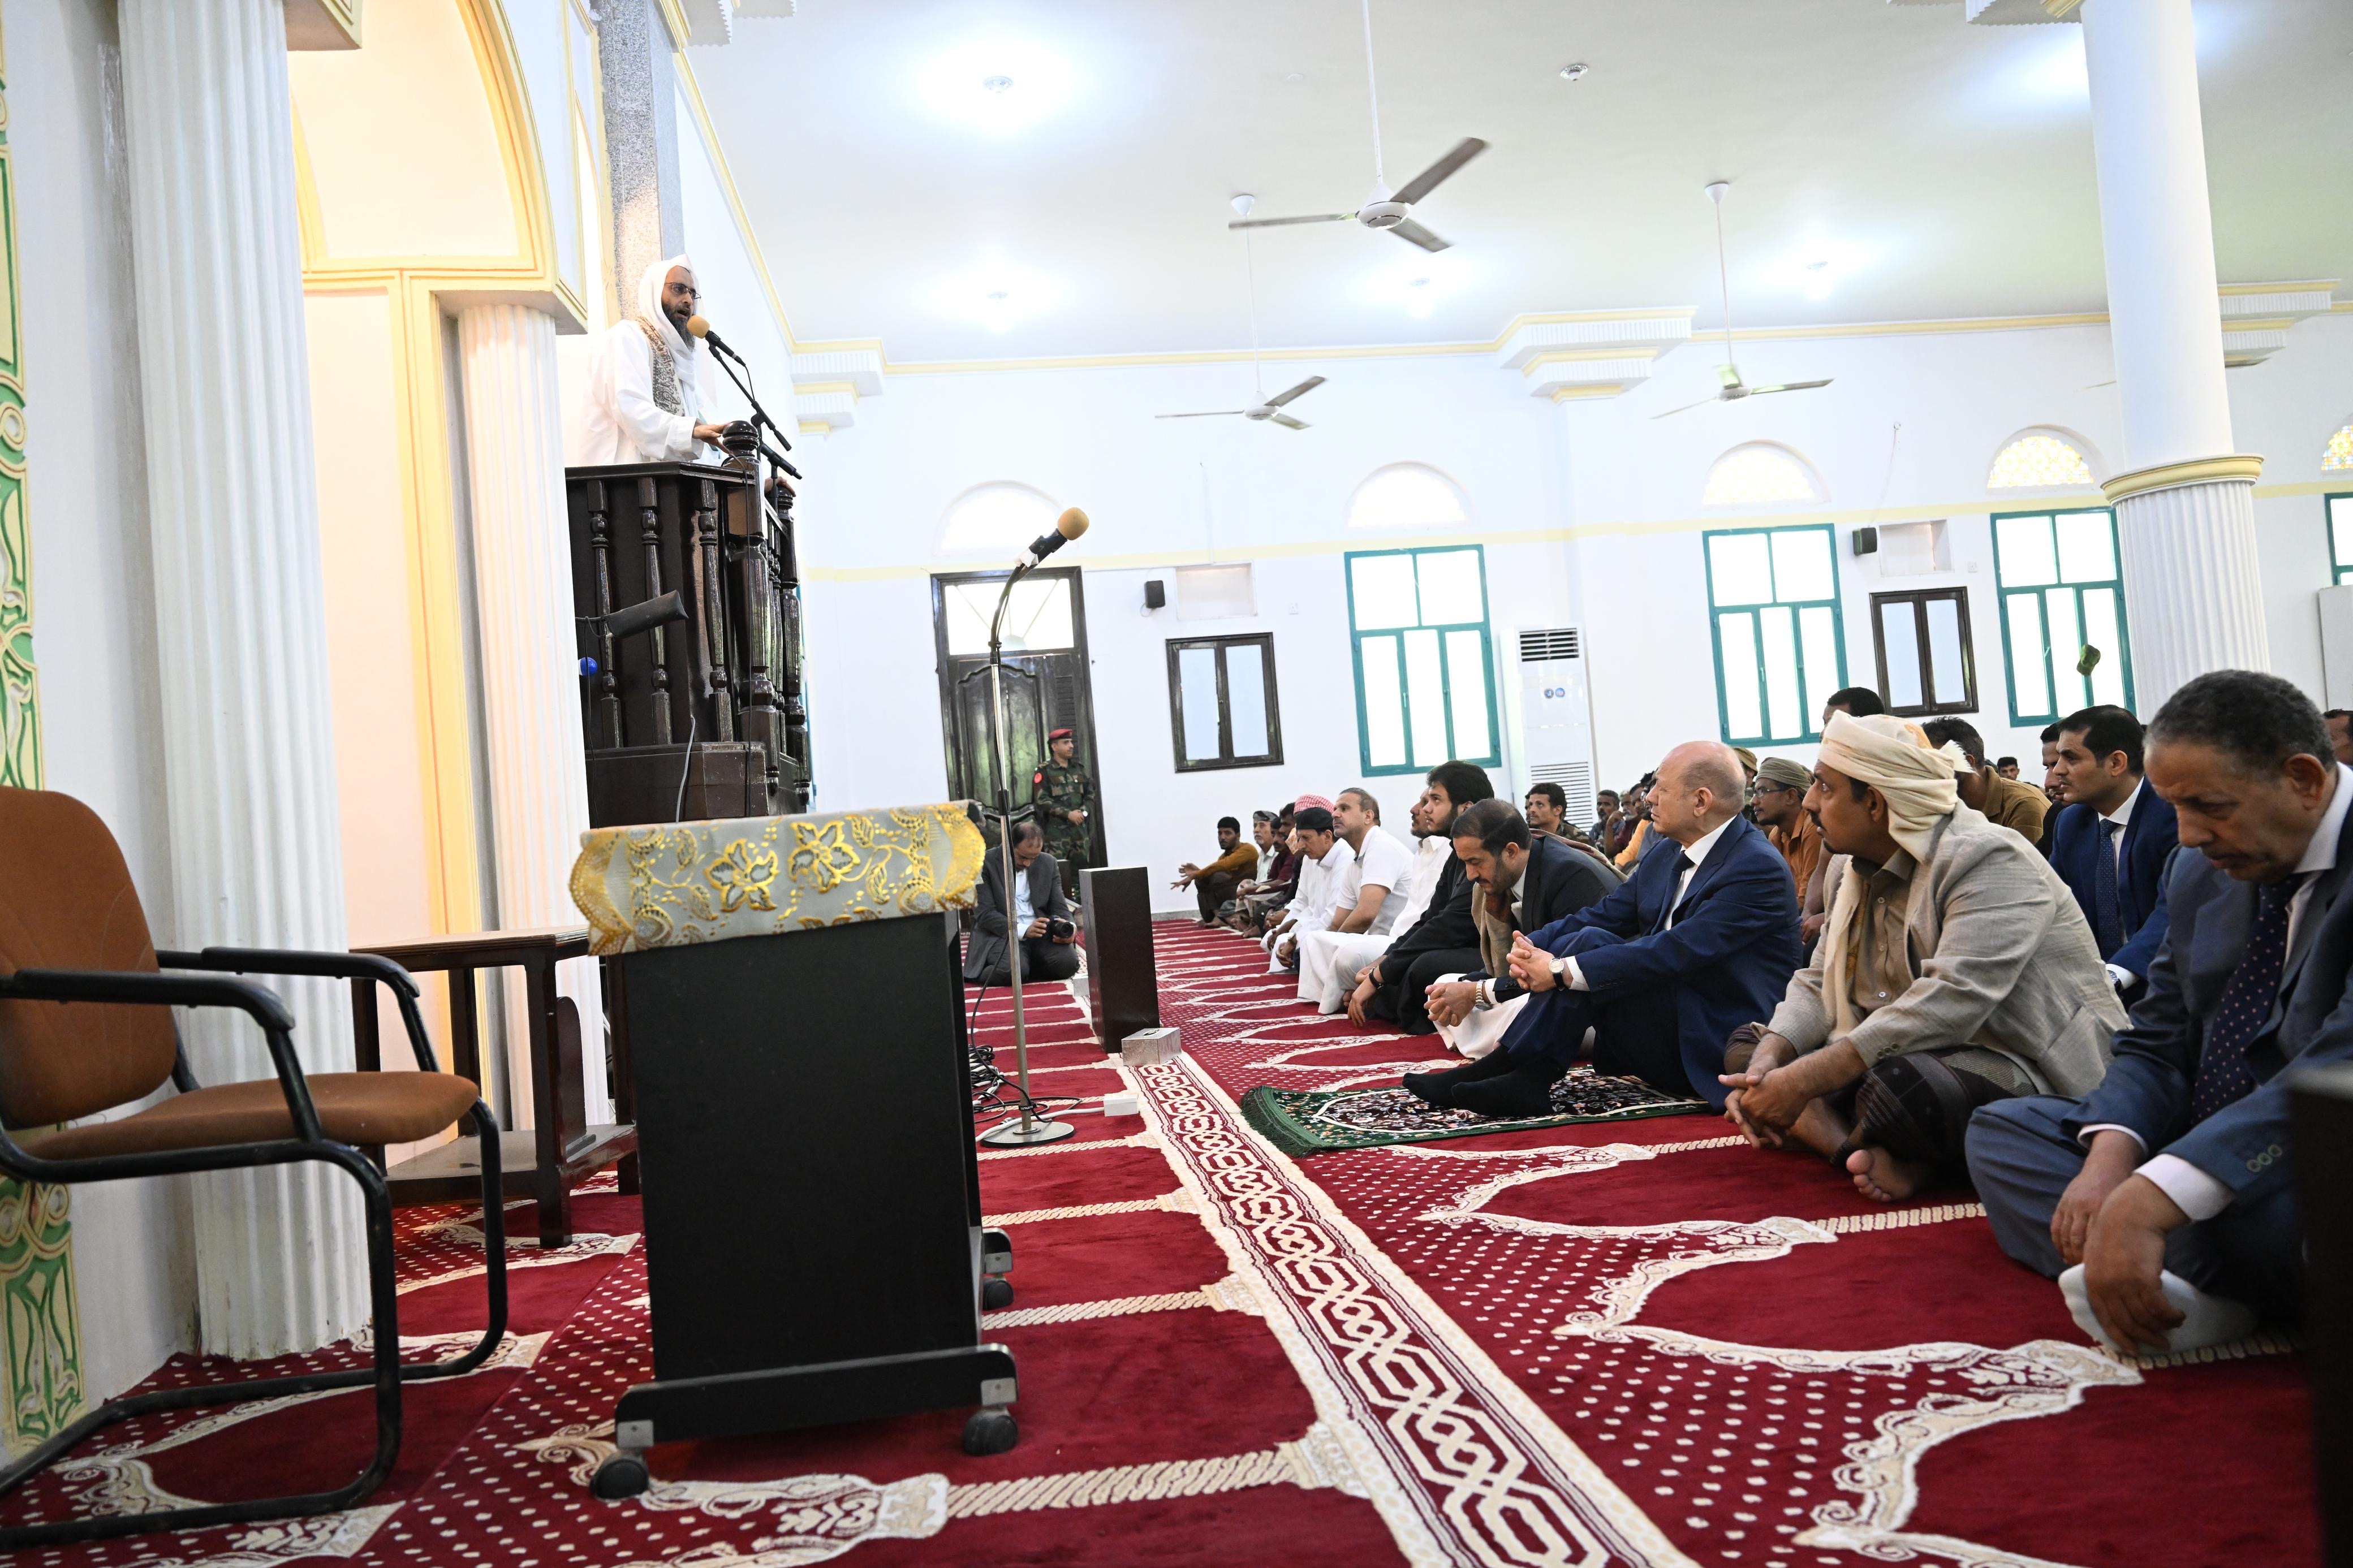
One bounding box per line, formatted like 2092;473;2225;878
683;314;739;362
1016;508;1091;572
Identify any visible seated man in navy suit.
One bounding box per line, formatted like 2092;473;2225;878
1404;741;1800;1117
1969;671;2346;1354
2046;704;2177;999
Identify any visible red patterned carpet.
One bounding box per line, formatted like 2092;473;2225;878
7;923;2319;1566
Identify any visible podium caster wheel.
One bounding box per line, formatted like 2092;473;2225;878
592;1452;651;1499
962;1407;1018;1457
981;1277;1014;1310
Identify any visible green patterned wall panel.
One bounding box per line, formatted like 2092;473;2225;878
0;2;83;1459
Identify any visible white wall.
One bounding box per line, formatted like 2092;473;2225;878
12;0;195;1420
779;312;2353;913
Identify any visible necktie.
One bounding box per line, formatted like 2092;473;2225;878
2189;875;2303;1121
1654;851;1694;933
2092;819;2124;958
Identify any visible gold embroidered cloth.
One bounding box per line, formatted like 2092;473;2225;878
568;804;986;956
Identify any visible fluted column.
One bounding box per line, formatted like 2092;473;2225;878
455;304;609;1128
2079;0;2267;706
118;0;364;1358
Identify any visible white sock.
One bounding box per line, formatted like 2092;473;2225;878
2057;1263;2258;1355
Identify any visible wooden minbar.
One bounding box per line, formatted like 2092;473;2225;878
564;460;811;826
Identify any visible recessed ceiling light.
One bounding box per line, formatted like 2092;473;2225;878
1805;260;1829;273
938;268;1059;332
918;42;1074;132
1558;62;1589;81
1285;71;1305;83
1367;255;1468;318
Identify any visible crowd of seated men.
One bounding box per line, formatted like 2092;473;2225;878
1201;669;2340;1362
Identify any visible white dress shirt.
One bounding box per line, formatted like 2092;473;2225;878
2100;779;2145;990
2086;762;2353;1221
1562;816;1735;992
1387;833;1452;935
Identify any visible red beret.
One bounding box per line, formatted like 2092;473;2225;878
1048;728;1074;741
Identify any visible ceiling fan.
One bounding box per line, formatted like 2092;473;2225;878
1652;182;1834;420
1227;0;1486;254
1156;222;1326;430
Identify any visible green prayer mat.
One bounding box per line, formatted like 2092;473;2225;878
1239;1067;1706;1157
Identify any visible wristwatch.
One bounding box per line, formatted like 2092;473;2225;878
1549;956;1568;983
1471;980;1493;1012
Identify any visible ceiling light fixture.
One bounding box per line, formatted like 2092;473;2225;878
938;268;1059;333
1558;62;1589;81
918;42;1074;132
1365;254;1468;318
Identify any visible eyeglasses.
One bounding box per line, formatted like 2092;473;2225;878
666;283;703;302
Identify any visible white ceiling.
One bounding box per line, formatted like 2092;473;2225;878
687;0;2352;363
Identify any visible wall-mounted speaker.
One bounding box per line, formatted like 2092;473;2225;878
1143;580;1166;610
1851;527;1879;556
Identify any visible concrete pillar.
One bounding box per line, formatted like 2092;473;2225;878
596;0;686;321
454;303;609;1127
117;0;365;1358
2079;0;2268;706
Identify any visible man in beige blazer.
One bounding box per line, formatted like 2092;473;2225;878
1720;714;2127;1204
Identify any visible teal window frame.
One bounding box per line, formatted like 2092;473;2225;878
1343;546;1503;777
1990;506;2135;725
2328;493;2353;585
1702;524;1847;747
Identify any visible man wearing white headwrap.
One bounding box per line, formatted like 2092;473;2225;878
575;256;729;465
1720;712;2125;1204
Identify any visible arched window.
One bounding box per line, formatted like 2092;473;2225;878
2323;420;2353;472
1703;442;1825;508
1347;463;1469;530
937;481;1059;555
1988;428;2097;489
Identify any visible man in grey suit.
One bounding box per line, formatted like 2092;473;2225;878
1721;714;2125;1203
964;820;1081;987
1969;671;2343;1354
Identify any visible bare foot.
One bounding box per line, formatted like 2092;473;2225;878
1846;1146;1930;1204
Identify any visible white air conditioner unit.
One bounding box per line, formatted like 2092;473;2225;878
1515;626;1600;827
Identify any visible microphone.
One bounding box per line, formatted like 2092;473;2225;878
684;314;742;362
1018;507;1090;570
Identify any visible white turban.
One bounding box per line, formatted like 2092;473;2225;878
634;254;697;361
1815;712;1970;864
1812;712;1970;1040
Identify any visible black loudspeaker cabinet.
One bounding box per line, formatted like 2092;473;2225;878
596;910;1019;1483
1079;866;1159;1054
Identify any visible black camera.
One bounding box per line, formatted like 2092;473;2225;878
1046;917;1077;942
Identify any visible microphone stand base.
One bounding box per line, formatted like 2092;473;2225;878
977;1117;1078;1148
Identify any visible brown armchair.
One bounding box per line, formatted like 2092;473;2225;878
0;788;508;1548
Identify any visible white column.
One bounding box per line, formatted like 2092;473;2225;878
455;304;609;1127
2079;0;2267;707
118;0;365;1358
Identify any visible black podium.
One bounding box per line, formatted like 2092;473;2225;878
591;908;1017;1494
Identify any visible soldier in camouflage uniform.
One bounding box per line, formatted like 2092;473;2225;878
1032;728;1096;897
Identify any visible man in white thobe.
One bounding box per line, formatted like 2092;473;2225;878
1302;788;1448;1012
575;254;730;465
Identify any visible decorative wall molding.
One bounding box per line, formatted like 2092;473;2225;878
790;347;884;431
2218;279;2339;367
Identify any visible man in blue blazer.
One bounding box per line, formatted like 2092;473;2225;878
1970;671;2345;1354
1406;742;1800;1116
2046;704;2178;997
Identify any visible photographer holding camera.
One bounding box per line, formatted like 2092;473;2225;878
963;818;1083;987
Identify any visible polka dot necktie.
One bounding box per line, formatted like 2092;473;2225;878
2092;819;2124;958
2190;874;2304;1121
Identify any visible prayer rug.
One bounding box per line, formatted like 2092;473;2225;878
1141;921;2322;1568
1240;1067;1704;1156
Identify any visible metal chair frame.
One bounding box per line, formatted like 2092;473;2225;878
0;946;509;1549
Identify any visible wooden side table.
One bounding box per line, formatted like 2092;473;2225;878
348;927;636;1247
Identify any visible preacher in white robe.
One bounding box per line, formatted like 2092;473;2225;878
575;254;726;465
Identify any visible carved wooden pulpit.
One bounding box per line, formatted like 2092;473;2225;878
564;461;812;826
